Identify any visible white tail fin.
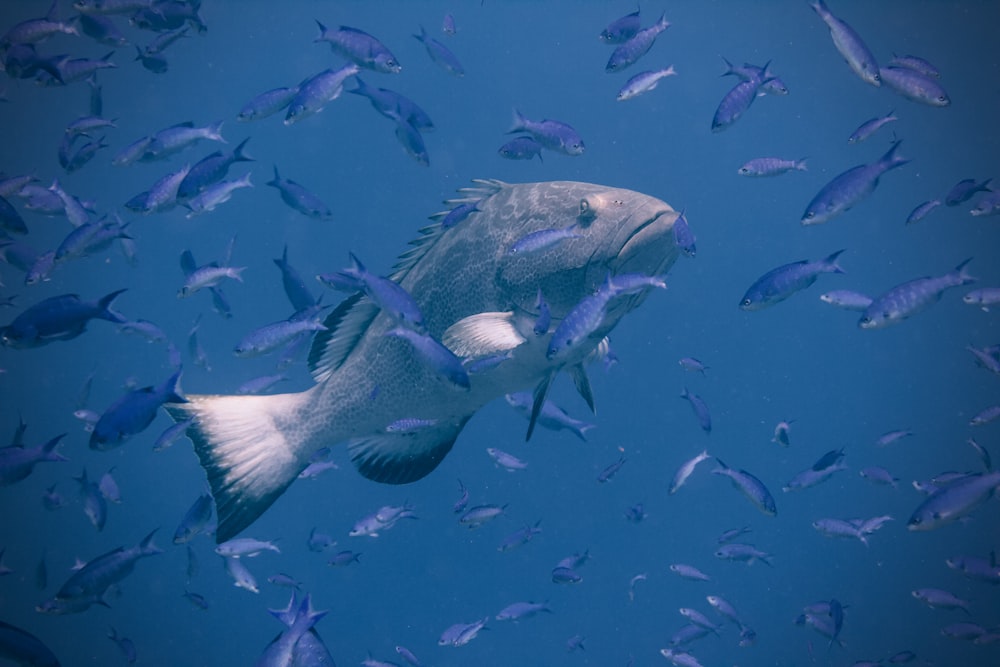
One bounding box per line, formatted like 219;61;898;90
165;390;313;543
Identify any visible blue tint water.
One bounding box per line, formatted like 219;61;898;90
1;1;998;665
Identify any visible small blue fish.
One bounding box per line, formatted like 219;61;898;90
680;387;712;433
848;110;897;144
386;326;470;391
888;53;940;78
605;14;670;72
738;157;808;177
393;119;430;166
945;178;992;207
672;210;696;258
314;22;400;73
266;165;332;219
905;199;942;225
599;9;641;44
505;392;595;440
284;64;360;125
508;110;584;156
237;87;298;122
739;250;846;310
442;13;456;35
498;136;544;162
859;258;975;329
0;289;126;348
712;65;771;132
879;66;950;106
90;369;186;450
319;253;425;333
508;224;581;256
273;245;317;311
177;137;253;201
810;0;880;87
616;66;676;101
0;433;67;485
801;141;908;225
713;459;776;516
173;493;214;544
349;77;434;131
413;25;464;76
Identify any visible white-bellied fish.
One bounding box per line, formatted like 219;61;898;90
508;111;584;157
314;22;400;73
605;13;670;72
905;199;942;225
266;165;332;220
848;110;897;144
738;157;808;177
712;459;776;516
669;449;710;494
616;66;677;101
237;87;298;122
879;66;950;106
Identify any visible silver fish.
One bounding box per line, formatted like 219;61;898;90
859;258;975;329
166;179;680;542
810;0;880;87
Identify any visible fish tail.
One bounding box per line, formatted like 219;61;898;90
207;120;225;143
97;288;128;323
796;157;809;171
953;257;975;285
165;390;315;542
313;18;327;41
232;136;253;162
139;528;164;555
823;249;847;274
41;434;68;462
508;109;527;134
881;140;908;168
266;164;280;187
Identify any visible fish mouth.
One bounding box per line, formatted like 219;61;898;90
611;207;677;276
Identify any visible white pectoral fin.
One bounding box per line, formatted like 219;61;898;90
348;417;470;484
442;311;526;359
165;390;312;543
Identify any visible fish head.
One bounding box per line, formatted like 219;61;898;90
495;182;678;325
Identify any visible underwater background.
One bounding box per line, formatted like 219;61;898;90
1;1;999;665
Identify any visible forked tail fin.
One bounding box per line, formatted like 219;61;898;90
165;390;314;543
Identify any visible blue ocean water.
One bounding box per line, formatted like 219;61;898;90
1;0;999;665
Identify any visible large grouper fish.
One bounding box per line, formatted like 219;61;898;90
167;179;682;541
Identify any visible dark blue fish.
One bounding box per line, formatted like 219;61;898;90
599;9;641;44
273;245;317;311
314;21;401;73
680;387;711;433
606;14;670;72
739;250;846;310
393;119;430;166
0;289;126;348
79;13;127;47
386;326;470;391
413;25;464;76
107;627;136;664
801;141;908;224
498;136;544;162
0;433;67;485
266;165;333;219
712;65;771;132
177;137;253;201
945;178;992;207
508;110;584;156
90;369;186;450
173;493;214;544
319;252;425;332
0;194;28;234
284;64;359;125
134;44;167;73
672;210;696;257
348;77;434;131
0;620;61;667
435;201;480;229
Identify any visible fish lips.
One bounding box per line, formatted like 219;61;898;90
607;206;677;278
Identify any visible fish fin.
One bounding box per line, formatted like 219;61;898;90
164;389;314;543
97;288;128;323
953;257;975;285
568;363;596;414
823;249;847;274
308;292;379;383
526;371;555;441
179;250;197;276
348;416;470;484
441;311;526;359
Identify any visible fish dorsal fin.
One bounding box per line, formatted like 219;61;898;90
442;311;526;359
348;416;470;484
308;292;379;383
389;179;507;283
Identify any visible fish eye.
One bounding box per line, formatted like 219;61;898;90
805;211;815;218
937;96;946;102
874;73;881;83
741;298;751;307
578;198;597;224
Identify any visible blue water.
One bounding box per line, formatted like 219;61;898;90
1;1;999;665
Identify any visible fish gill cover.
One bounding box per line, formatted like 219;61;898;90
0;1;998;665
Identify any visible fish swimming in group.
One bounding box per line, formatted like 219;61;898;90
166;179;681;541
801;141;908;225
858;258;975;329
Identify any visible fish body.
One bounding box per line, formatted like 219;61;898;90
1;289;125;348
802;141;908;224
0;620;61;666
166;180;679;542
905;199;942;225
508;110;584;156
606;14;670;72
349;78;433;130
908;471;1000;530
712;459;776;516
90;369;185;450
964;288;1000;311
144;121;225;161
669;449;710;494
945;178;992;207
413;26;463;76
38;529;162;614
184;173;253;217
889;54;940;77
178;138;254;200
237;87;298;122
879;66;950;106
669;563;710;581
487;447;527;471
509;224;581;256
737;157;807;177
859;258;975;329
498;136;544;162
715;543;773;566
314;22;400;73
504;392;595;440
810;0;880;86
848;110;897;144
495;601;551;621
284;64;360;125
969;191;1000;217
266;166;332;219
712;74;769;132
616;66;677;101
173;493;214;544
680;388;711;433
783;462;847;491
739;250;846;310
672;210;696;257
438;618;488;647
224;555;258;592
0;434;67;485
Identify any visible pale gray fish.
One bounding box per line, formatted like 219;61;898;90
486;447;527;471
413;25;464;76
810;0;880;87
283;64;360;125
669;563;710;581
164;180;680;542
313;22;400;73
508;110;584;156
847;110;897;144
215;537;280;558
859;258;974;329
616;66;677;101
912;588;971;614
495;600;551;621
438;617;488;646
819;289;872;311
669;449;710;494
905;197;942;223
715;543;773;566
223;555;258;593
737;157;807;177
879;66;950;106
605;13;671;73
907;471;1000;530
963;288;1000;311
497;520;542;551
771;421;793;446
712;459;776;516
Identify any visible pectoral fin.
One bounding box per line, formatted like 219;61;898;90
526;371;555;442
442;311;526;359
568;363;595;415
